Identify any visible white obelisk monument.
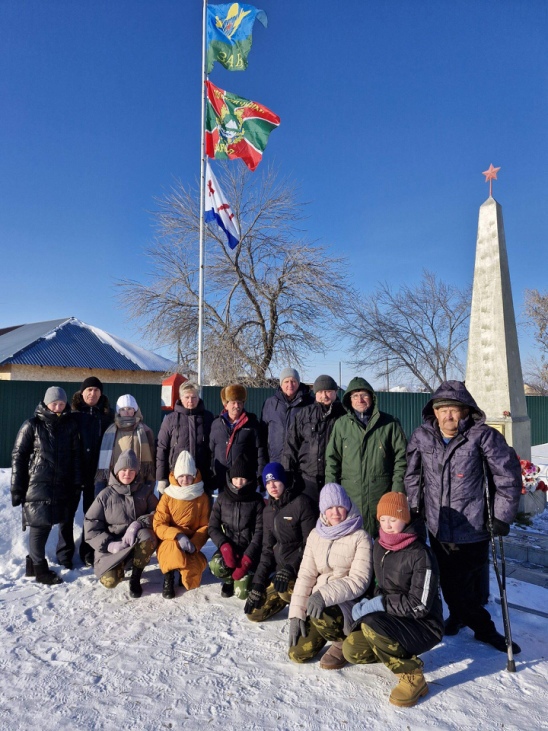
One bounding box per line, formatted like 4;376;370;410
465;165;531;460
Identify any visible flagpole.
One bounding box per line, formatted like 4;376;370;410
197;0;208;391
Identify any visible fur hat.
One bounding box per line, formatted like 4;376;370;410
81;376;103;393
262;462;286;486
229;454;256;483
44;386;67;405
114;449;140;475
224;383;247;403
313;375;338;393
279;367;300;385
376;492;411;524
116;394;138;413
174;450;197;479
319;483;352;514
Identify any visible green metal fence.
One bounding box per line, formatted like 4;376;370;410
1;380;547;467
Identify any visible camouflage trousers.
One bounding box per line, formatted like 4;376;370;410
288;605;346;663
246;580;295;623
209;551;253;600
342;622;424;675
100;539;156;590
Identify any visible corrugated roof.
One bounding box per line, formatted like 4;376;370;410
0;317;175;372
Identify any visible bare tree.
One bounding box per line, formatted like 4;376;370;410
344;271;471;391
118;164;348;385
523;289;548;394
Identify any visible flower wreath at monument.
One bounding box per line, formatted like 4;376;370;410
518;459;548;495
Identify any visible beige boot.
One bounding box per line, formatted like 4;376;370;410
389;671;428;707
319;642;347;670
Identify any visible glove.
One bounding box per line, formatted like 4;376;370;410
288;617;308;648
220;542;237;569
177;534;196;553
307;591;326;619
244;585;265;614
11;493;24;507
351;595;385;621
273;566;294;594
123;521;141;546
107;541;126;554
232;555;253;582
157;479;168;495
491;518;510;537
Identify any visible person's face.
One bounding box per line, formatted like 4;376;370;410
47;400;66;414
118;468;137;485
350;390;373;413
434;405;468;437
281;377;299;399
118;407;135;417
231;476;248;490
226;400;244;421
379;515;407;534
181;390;199;409
177;474;194;486
315;389;337;406
82;387;101;406
325;505;348;525
266;479;285;499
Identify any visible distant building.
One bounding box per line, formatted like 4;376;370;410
0;317;175;385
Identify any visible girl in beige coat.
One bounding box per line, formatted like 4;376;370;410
288;483;373;669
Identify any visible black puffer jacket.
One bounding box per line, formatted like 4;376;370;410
156;399;214;486
208;476;265;565
253;483;318;590
371;520;444;641
71;391;114;487
11;402;82;528
282;400;346;490
209;411;266;493
260;385;314;462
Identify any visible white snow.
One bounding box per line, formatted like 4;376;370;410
1;468;547;731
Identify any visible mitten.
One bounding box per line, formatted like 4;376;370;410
107;540;126;554
273;565;294;594
220;542;237;569
244;585;265;614
123;521;141;546
11;493;24;507
491;518;510;537
177;534;196;553
157;479;168;495
306;591;326;619
288;617;308;647
351;595;384;621
232;555;253;582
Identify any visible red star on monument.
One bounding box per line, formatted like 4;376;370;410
482;163;501;197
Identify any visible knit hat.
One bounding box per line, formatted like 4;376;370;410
319;483;352;514
432;398;465;409
376;492;411;524
114;449;140;475
313;375;338;393
224;383;247;402
44;386;67;405
81;376;103;393
279;367;300;385
116;394;138;413
174;450;197;479
262;462;286;486
229;454;256;483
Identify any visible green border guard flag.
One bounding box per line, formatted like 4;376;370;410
205;81;280;171
207;3;267;72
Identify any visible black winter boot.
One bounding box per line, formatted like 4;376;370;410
474;629;521;654
221;581;234;598
162;571;175;599
444;615;465;636
25;555;35;577
34;560;63;586
129;567;144;598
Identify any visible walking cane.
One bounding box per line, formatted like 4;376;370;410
483;462;516;672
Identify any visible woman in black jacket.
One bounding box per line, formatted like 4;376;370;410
11;387;82;584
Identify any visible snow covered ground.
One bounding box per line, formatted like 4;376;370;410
1;468;547;731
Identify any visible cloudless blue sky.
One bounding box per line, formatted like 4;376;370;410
1;1;547;387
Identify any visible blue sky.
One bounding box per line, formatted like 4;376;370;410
1;1;547;387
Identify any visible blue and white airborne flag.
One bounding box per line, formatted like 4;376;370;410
204;161;240;249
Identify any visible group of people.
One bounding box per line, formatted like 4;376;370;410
11;369;523;708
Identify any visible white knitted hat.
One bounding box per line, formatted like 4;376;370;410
116;394;139;413
174;450;197;479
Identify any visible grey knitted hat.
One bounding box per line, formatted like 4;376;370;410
279;367;300;385
44;387;67;405
114;449;140;474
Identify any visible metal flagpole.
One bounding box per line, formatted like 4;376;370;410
197;0;208;391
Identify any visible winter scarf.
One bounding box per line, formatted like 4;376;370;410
97;413;153;472
165;479;205;501
223;411;249;459
315;503;364;540
378;528;417;551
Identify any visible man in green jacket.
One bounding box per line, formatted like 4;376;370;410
324;377;407;537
